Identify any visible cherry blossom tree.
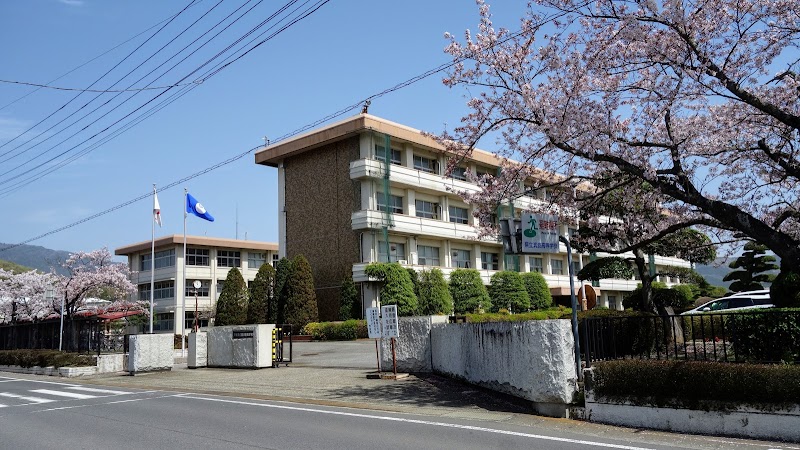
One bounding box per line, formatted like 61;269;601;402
0;269;57;323
54;248;136;319
438;0;800;295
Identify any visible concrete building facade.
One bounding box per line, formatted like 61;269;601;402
255;114;690;320
115;235;278;334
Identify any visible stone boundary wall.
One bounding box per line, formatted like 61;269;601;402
0;354;124;378
128;334;174;374
431;320;578;417
207;324;274;368
384;317;579;417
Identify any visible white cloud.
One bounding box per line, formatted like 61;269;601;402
0;117;31;142
58;0;85;6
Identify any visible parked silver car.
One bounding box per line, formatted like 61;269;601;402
680;290;774;315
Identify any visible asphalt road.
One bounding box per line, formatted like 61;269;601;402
0;373;797;450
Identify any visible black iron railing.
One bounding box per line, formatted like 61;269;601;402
582;310;800;366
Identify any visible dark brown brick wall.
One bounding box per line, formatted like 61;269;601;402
284;136;362;321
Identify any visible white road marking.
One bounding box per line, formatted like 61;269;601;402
174;394;655;450
35;396;171;413
66;386;129;395
0;377;79;387
0;392;54;404
30;389;96;400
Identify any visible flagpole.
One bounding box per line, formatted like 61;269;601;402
182;188;188;356
150;184;156;334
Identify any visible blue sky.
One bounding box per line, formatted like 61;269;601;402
0;0;530;256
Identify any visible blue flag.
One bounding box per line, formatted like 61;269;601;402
186;193;214;222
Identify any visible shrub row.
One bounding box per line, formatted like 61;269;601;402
302;320;368;340
0;349;95;368
465;307;567;323
591;359;800;410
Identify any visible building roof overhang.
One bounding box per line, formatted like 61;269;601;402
114;235;278;256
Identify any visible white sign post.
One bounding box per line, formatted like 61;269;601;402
380;305;400;376
521;213;560;253
366;307;382;373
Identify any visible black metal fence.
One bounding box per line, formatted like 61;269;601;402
0;319;120;354
582;310;800;366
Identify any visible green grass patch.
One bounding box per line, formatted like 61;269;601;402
466;307;568;323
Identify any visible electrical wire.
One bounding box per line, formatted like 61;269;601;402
0;0;207;113
0;5;578;252
0;0;304;189
0;78;199;93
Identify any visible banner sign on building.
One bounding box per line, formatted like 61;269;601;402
380;305;399;338
366;307;382;339
521;213;560;253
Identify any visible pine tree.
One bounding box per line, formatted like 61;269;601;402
488;271;531;313
448;268;491;314
247;263;275;324
339;276;358;320
418;268;453;315
274;257;292;324
723;241;778;292
283;255;319;331
521;272;552;310
214;267;248;326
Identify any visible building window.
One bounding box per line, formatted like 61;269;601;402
378;241;405;263
140;249;175;271
248;252;266;269
154;313;173;332
415;200;439;219
452;249;471;268
185;279;210;297
418;245;440;266
450;166;467;181
375;145;401;165
571;261;581;275
217;250;241;268
568;227;578;239
550;259;564;275
413;155;436;173
184;312;209;330
449;206;469;224
186;248;209;266
272;253;279;268
138;281;175;301
377;193;404;214
529;256;543;273
481;252;499;270
607;295;618;310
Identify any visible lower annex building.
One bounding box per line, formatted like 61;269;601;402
254;114;690;321
115;235;278;334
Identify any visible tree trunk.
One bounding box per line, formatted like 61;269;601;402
633;249;656;313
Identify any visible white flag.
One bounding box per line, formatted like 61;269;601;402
153;192;162;227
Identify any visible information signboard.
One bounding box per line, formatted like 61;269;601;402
521;213;560;253
380;305;399;338
366;307;382;339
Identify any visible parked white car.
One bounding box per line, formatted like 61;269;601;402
680;290;774;315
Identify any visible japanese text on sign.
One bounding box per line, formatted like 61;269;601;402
521;213;560;254
366;307;382;339
380;305;399;338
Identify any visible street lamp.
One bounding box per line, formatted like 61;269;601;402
192;280;201;333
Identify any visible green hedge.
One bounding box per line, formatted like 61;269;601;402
591;359;800;410
729;309;800;363
0;350;95;368
302;320;368;340
465;307;567;323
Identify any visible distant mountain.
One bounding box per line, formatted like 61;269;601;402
0;243;71;275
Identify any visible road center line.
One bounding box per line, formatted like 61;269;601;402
173;394;654;450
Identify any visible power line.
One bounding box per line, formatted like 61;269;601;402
0;78;200;93
0;0;307;191
0;0;200;155
0;5;575;251
0;0;208;113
